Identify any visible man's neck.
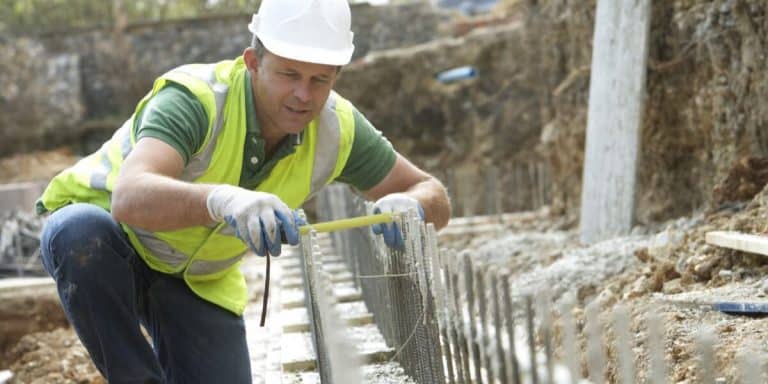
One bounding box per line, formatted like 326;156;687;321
258;121;286;160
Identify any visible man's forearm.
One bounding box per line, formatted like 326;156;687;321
112;172;216;231
405;177;451;230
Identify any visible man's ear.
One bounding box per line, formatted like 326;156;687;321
243;47;259;73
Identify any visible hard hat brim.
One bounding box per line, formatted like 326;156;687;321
258;34;354;66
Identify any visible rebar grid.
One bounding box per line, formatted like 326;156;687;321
309;185;765;384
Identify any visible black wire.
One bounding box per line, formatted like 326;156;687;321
260;250;270;327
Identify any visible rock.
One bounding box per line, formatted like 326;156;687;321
718;269;733;279
663;278;683;294
625;276;648;299
647;229;683;261
635;247;651;263
760;278;768;294
693;255;720;280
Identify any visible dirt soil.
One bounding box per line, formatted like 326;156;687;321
438;159;768;382
5;329;104;384
0;285;101;383
0;148;78;183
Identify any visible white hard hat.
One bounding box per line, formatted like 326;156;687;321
248;0;355;66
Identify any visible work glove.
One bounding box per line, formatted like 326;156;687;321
207;185;301;256
371;193;424;250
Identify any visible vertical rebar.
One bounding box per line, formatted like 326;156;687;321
490;272;508;383
646;312;667;384
462;253;484;383
695;327;716;384
441;254;459;384
453;257;472;384
429;224;456;384
536;289;554;384
585;300;605;384
737;344;763;384
559;295;581;384
409;215;446;383
476;265;491;383
387;217;412;374
525;295;539;384
501;276;522;384
612;305;635;384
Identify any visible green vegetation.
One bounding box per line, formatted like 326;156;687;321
0;0;262;34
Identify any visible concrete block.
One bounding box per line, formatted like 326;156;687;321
0;182;47;214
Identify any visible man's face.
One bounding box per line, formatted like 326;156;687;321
249;50;339;136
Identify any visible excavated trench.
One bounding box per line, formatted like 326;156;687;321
2;1;768;382
2;180;768;382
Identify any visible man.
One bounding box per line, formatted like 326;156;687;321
36;0;450;382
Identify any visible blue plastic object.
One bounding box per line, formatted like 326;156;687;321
436;66;478;83
712;301;768;316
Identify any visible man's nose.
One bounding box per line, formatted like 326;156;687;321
293;82;311;103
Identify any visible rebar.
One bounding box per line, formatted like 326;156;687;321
585;300;605;384
646;312;667;384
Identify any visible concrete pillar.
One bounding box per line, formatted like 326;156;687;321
579;0;651;243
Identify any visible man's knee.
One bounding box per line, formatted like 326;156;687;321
40;204;123;279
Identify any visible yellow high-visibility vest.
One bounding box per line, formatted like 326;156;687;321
38;57;355;315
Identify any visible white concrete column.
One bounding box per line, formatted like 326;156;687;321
579;0;651;243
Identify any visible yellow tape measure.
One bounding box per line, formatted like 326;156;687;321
299;212;395;235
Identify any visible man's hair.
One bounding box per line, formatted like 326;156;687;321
251;36;267;60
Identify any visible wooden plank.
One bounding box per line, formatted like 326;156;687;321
579;0;651;243
705;231;768;256
0;277;54;293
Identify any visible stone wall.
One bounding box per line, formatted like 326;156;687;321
0;38;83;155
0;3;453;156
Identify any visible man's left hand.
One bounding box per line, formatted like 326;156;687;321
371;193;424;250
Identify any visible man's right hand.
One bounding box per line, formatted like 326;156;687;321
206;185;299;256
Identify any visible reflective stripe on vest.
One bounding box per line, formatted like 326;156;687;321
176;65;230;181
90;120;133;191
309;95;340;199
120;65;344;276
128;64;230;272
88;64;231;272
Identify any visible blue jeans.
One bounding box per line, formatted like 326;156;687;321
40;203;252;384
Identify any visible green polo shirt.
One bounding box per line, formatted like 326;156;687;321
134;71;396;192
